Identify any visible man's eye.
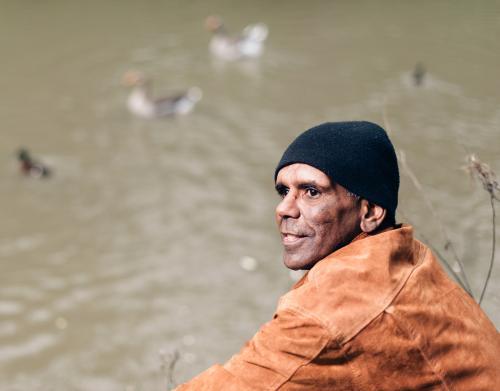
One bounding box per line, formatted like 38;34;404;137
306;188;320;197
276;186;289;198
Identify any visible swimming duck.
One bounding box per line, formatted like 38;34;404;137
205;16;268;61
17;148;51;178
122;71;202;119
412;62;426;87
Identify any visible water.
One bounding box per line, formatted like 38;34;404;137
1;1;499;389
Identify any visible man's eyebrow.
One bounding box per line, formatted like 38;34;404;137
275;182;287;192
275;181;330;192
297;181;327;191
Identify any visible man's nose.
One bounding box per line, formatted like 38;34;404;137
276;193;300;219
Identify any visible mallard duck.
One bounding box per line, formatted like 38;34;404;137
17;148;51;178
122;71;202;119
205;15;268;61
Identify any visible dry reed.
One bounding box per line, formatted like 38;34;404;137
464;154;499;304
160;349;180;390
397;149;473;295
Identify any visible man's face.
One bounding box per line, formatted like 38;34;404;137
275;163;362;270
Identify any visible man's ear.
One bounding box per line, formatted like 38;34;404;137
359;200;386;233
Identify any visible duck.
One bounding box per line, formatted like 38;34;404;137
17;148;51;178
412;62;426;87
205;15;268;61
122;71;202;119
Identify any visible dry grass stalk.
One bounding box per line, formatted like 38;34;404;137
465;154;499;304
465;154;500;201
398;149;473;295
382;104;497;305
160;349;180;390
382;104;472;294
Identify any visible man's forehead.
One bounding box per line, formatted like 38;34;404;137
276;163;332;187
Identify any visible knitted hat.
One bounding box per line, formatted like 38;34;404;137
274;121;399;221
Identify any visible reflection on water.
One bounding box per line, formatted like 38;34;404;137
1;1;499;389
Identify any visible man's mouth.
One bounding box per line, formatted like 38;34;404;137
281;232;308;245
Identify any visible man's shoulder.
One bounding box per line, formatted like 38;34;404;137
278;225;426;344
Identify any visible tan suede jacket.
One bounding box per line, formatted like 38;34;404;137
176;225;500;390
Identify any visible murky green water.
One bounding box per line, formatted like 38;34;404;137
1;1;499;389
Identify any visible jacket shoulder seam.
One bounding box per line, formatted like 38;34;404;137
278;304;335;341
339;243;428;344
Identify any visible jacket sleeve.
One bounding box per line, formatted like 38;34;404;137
174;308;331;390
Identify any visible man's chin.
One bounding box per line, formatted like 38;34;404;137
283;254;315;271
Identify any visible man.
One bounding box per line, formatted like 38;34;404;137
176;121;500;390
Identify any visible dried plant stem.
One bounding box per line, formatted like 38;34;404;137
465;155;500;202
479;196;496;304
398;150;473;295
382;107;498;304
167;350;180;390
160;349;180;390
465;154;499;305
418;233;462;283
382;104;472;294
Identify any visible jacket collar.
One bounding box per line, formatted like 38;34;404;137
291;224;403;290
282;225;423;344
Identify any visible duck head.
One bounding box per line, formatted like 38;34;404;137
17;148;31;162
122;70;148;87
205;15;225;33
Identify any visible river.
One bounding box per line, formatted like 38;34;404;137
1;1;499;389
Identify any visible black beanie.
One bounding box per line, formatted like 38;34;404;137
275;121;399;222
